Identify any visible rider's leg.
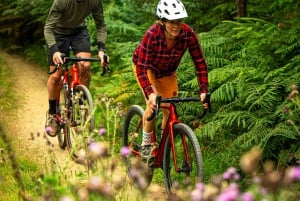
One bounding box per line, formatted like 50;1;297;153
148;71;178;132
47;66;62;114
139;71;178;159
46;61;63;137
142;95;157;146
71;28;91;88
141;69;178;146
76;52;91;88
45;36;70;136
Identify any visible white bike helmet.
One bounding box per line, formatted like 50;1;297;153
157;0;188;20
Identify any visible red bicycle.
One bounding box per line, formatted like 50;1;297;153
122;93;210;194
48;54;110;159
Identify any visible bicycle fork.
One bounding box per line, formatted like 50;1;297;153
169;124;192;174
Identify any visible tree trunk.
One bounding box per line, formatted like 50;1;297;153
236;0;247;17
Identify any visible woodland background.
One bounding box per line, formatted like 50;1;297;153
0;0;300;186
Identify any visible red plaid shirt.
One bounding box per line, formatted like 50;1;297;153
133;23;208;98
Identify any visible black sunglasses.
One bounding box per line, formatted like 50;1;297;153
166;19;183;24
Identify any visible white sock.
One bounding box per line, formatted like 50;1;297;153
141;130;152;146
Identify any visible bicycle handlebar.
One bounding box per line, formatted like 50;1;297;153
147;93;211;121
48;53;110;76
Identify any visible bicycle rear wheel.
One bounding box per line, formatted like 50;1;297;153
65;84;95;160
122;105;154;190
163;123;203;194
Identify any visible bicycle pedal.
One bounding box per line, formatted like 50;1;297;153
133;143;140;152
142;156;155;168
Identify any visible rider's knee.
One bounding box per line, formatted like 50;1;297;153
50;74;61;85
162;108;170;117
80;64;91;78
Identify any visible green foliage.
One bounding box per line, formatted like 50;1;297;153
194;16;300;170
0;0;51;49
1;0;300;197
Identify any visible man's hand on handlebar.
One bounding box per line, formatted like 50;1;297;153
53;52;64;65
98;50;109;66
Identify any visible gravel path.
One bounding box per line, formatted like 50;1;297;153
1;51;167;201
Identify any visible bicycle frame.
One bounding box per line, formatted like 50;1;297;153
48;54;110;156
123;94;210;192
50;55;110;126
151;103;181;169
57;62;80;127
143;95;210;170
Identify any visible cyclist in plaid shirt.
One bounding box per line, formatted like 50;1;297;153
132;0;209;159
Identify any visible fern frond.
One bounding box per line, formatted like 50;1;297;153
232;126;272;150
260;123;299;150
212;82;235;102
195;120;223;140
244;84;280;112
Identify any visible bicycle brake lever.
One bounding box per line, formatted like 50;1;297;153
100;54;110;76
48;64;61;75
146;95;161;121
205;93;212;113
155;95;161;117
199;93;211;119
146;111;156;121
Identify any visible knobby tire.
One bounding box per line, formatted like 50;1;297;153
65;84;95;160
122;105;154;190
163;123;203;194
57;82;68;149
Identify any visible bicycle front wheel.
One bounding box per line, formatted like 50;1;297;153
66;84;95;160
122;105;154;190
163;123;203;194
57;82;68;149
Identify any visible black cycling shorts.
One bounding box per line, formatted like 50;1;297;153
47;27;91;66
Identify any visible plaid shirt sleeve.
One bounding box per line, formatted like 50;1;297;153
134;27;156;98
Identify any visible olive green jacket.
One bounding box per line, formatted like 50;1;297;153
44;0;107;53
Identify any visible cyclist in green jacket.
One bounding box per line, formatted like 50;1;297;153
44;0;107;137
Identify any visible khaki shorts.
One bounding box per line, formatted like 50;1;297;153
132;63;178;98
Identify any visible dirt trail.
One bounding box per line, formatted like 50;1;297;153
1;51;167;200
1;51;73;165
